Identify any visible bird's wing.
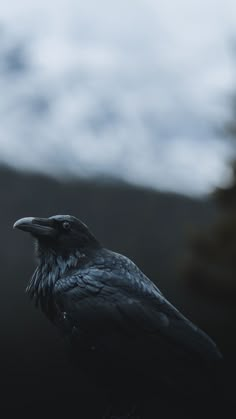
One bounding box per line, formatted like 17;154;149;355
53;264;221;365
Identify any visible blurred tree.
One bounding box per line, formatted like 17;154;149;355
183;160;236;301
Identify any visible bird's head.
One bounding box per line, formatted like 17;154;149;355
13;215;100;257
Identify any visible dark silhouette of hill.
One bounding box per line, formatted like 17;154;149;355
1;165;228;417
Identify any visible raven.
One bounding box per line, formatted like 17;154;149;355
14;214;222;418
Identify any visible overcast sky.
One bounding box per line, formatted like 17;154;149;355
0;0;236;195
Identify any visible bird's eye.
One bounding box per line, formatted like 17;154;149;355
62;221;71;231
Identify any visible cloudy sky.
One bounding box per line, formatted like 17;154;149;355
0;0;236;195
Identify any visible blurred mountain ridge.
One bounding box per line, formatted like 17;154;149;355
0;163;217;348
1;164;236;416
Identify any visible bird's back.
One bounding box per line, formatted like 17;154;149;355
51;248;221;394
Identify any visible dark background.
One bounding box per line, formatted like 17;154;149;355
1;3;236;417
1;164;236;417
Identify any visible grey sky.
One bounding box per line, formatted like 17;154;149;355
0;0;236;195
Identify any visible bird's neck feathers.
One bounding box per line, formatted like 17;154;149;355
26;246;85;316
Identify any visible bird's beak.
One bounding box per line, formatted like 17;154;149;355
13;217;57;238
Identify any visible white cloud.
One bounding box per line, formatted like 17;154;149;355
0;0;236;195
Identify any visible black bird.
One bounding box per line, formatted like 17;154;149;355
13;215;222;418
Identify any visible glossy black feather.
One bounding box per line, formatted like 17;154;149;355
52;249;221;366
